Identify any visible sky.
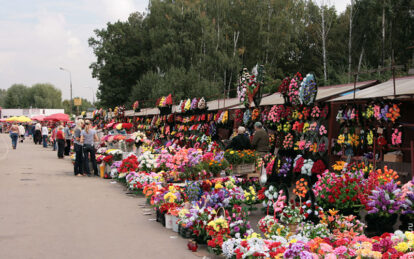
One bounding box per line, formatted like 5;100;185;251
0;0;350;103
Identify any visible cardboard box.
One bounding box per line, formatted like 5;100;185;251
383;153;403;163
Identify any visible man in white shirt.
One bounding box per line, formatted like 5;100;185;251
41;124;49;148
18;124;25;143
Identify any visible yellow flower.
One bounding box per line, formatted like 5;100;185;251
247;232;260;239
230;150;235;155
215;182;223;189
405;232;414;241
395;242;409;252
290;239;298;243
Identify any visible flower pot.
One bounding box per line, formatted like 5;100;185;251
172;215;179;232
365;214;398;236
165;214;173;229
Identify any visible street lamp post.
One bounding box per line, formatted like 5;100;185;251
84;86;95;104
59;67;72;115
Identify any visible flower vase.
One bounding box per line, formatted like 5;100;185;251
288;223;298;235
365;214;397;236
172;216;179;232
165;214;173;229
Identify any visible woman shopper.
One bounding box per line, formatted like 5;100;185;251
34;122;42;144
80;120;99;177
9;123;19;149
56;126;65;159
73;120;84;176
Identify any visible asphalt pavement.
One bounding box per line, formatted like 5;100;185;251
0;134;199;259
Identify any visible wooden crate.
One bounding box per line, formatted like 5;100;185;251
233;163;256;175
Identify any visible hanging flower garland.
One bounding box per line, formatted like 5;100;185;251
299;73;317;105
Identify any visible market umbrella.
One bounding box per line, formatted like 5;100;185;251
44;113;70;122
16;116;31;123
31;115;45;121
5;116;19;122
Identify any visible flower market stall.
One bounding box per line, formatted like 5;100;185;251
79;73;414;258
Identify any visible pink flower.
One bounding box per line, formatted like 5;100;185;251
333;246;347;256
325;253;337;259
320;243;333;253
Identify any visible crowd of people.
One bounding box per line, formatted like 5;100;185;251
4;119;99;177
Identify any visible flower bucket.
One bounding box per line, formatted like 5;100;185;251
365;213;397;236
99;163;105;178
172;215;179;232
165;214;173;229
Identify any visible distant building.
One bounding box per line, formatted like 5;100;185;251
0;108;65;119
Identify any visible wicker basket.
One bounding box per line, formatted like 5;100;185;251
233;163;255;175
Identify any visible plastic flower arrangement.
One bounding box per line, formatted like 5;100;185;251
313;169;366;212
243;186;257;206
138;151;157;172
320;209;366;236
298;222;331;239
280;201;305;225
118;154;139;173
227;205;252;238
293;178;308;201
299;73;317;105
287;72;302;106
224;149;257;165
392;128;402;146
103;154;114;165
367;180;404;216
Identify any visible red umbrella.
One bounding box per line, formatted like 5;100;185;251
44;113;70;122
31;115;45;121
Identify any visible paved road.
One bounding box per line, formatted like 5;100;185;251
0;134;198;259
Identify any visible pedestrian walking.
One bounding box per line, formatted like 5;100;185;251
64;123;72;156
18;123;25;143
56;126;65;159
80;120;98;177
51;124;59;151
9;123;19;149
73;119;84;176
41;124;49;148
34;122;42;144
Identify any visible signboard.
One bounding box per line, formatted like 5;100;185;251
74;98;82;106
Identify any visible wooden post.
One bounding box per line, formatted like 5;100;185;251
327;102;334;164
373;137;377;170
353;74;357;102
392;66;396;97
411;140;414;178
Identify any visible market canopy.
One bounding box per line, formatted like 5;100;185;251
5;116;19;122
16;116;31;123
31;115;45;121
44;113;70;122
329;76;414;101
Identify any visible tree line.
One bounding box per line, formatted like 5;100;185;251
0;83;93;114
88;0;412;109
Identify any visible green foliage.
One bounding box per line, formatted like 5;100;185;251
2;83;63;109
89;0;414;107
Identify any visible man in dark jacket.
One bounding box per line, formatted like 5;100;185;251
226;126;251;151
251;122;269;156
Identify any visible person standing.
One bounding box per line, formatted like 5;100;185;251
51;124;59;151
56;126;65;159
251;122;269;157
34;122;42;144
41;124;49;148
64;124;72;156
80;120;99;177
9;123;19;149
18;123;25;143
226;126;252;151
73;120;84;176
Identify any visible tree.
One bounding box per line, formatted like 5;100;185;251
27;83;63;108
3;84;30;108
0;89;6;107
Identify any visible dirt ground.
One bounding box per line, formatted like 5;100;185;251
0;134;202;259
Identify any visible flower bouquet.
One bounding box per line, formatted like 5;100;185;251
366;181;404;235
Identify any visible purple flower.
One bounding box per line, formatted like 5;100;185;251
367;180;404;215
